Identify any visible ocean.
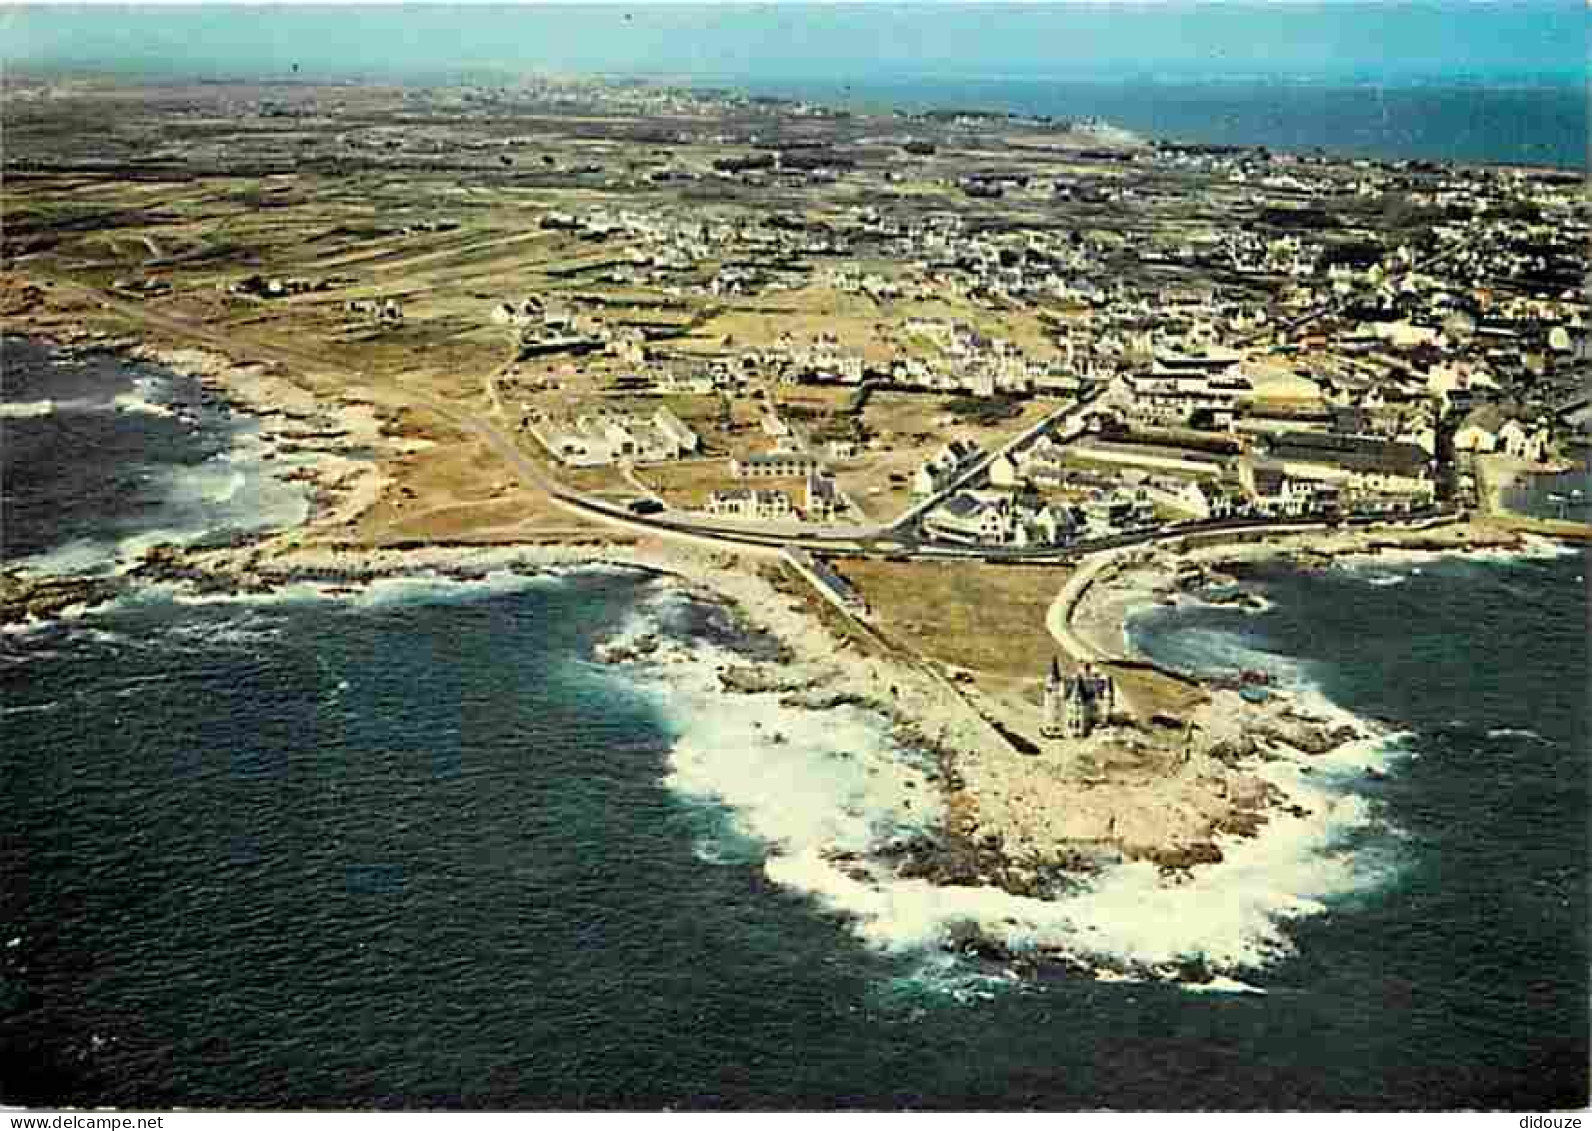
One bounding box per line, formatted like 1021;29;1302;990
2;339;1587;1109
732;76;1587;170
0;337;308;577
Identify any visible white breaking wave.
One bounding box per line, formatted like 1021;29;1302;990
1337;535;1578;571
0;699;63;717
109;373;185;420
162;614;282;650
111;391;179;419
604;589;1406;987
1128;621;1319;687
1486;727;1549;744
1363;574;1407;587
340;568;563;610
1186;976;1268;995
1;397;123;419
166;465;250;507
14;431;313;579
157;565;569;613
14;538;119;577
160;430;312;533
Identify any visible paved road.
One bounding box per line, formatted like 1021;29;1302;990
34;275;915;555
884;392;1099;536
32;274;1459;570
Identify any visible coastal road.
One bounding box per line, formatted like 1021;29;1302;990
882;392;1100;537
26;274;888;556
24;273;1460;572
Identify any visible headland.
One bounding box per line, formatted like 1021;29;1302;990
4;73;1587;976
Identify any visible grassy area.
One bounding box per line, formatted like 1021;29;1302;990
836;558;1072;679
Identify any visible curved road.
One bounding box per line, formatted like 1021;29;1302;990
36;274;1456;567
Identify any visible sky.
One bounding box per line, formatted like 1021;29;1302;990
3;2;1584;86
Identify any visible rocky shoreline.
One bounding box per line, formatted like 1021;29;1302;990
3;500;1577;983
4;325;1582;982
6;325;399;546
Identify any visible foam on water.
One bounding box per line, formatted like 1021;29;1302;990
1125;618;1319;688
1486;727;1548;743
109;375;184;420
8;358;314;577
14;439;313;578
754;763;1390;977
162;613;283;651
1171;589;1277;615
341;568;566;610
880;954;1029;1008
156;567;569;614
0;699;63;717
0;396;107;419
643;648;941;856
1336;535;1579;573
14;538;120;577
1186;976;1268;995
603;587;1406;987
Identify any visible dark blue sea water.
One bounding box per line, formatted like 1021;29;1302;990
3;339;1588;1109
1504;461;1592;527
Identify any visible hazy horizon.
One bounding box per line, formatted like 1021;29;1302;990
4;2;1585;88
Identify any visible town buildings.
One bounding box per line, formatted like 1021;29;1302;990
1041;659;1116;740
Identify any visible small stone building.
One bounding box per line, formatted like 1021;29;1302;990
1041;658;1115;740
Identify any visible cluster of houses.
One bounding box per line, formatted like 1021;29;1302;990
343;297;404;325
1115;348;1252;427
1454;405;1553;462
1235;431;1435;517
488;296;647;360
704;471;842;524
536;406;700;468
704;487;793;522
537;205;844;275
922;483;1161;548
489;104;1582;552
228;274;339;299
912;439;983;496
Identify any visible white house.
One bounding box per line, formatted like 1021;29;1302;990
988;453;1020;488
1498;418;1549;462
1454;406;1505;454
731;452;825;479
1179;478;1236;519
706;488;793;521
652;406;700;455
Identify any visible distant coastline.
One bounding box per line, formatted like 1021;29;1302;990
6;0;1584;168
704;74;1588;171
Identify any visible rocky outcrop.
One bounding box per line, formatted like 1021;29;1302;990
0;571;121;625
715;663;814;694
594;635;661;664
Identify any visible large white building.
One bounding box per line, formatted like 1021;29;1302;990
730;452;825;479
1041;658;1115;739
542;408;700;467
705;488;793;521
922;489;1073;547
